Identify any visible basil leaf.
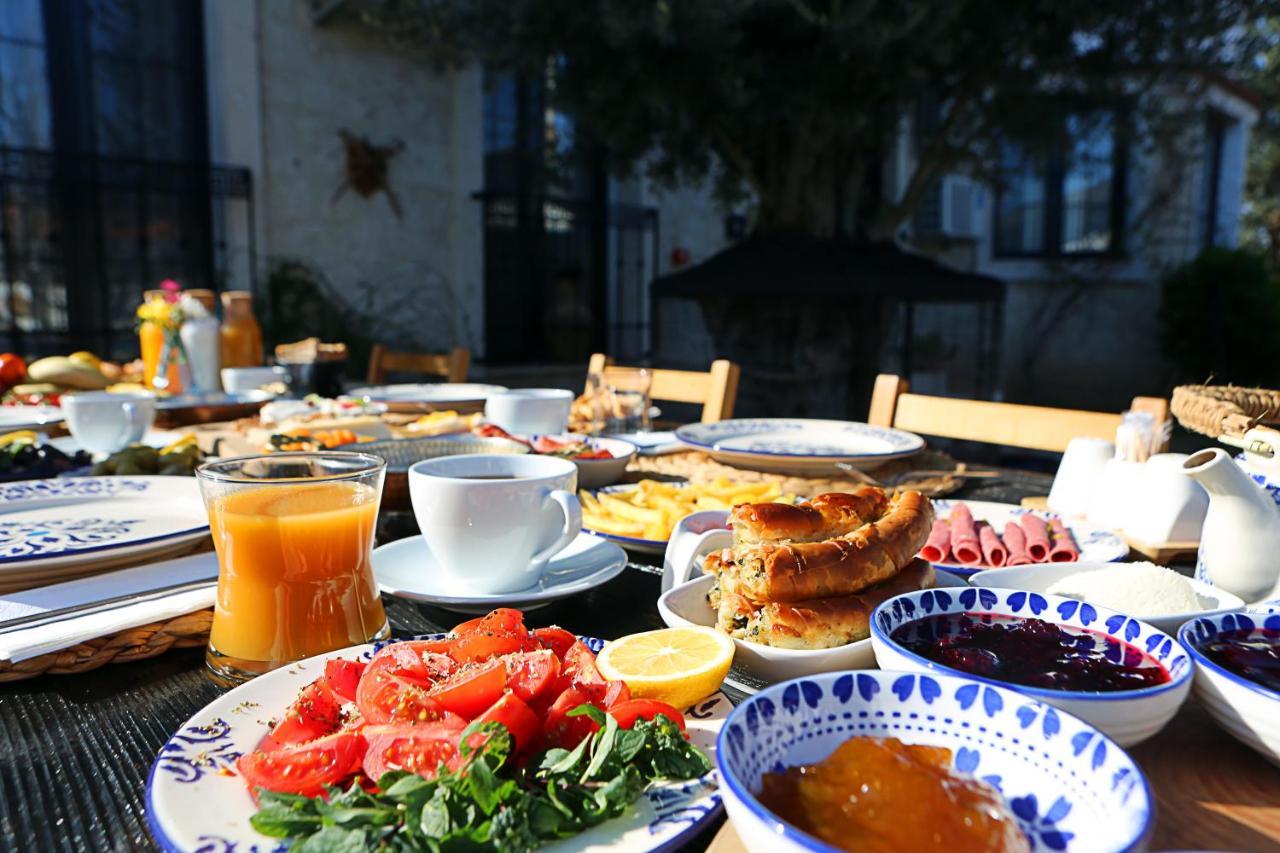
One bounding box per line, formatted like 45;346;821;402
295;825;372;853
566;703;607;725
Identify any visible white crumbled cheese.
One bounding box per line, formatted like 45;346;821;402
1047;562;1202;617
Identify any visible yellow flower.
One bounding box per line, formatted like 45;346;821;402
136;298;179;329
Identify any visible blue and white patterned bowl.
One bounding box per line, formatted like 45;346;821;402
871;588;1193;747
1179;609;1280;767
716;670;1154;853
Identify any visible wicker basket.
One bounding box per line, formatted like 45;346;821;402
1171;384;1280;439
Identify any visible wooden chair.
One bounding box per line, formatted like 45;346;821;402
586;353;740;423
867;374;1170;453
366;345;470;385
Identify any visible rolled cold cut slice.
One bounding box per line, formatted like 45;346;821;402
920;519;951;563
1049;517;1080;562
1019;514;1051;562
948;503;982;565
1003;521;1032;566
977;522;1007;567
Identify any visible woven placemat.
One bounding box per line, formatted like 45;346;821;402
627;449;964;496
0;609;212;682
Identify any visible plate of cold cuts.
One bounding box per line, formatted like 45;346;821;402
920;499;1129;578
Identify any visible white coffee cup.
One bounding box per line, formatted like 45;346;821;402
62;390;156;454
409;454;582;594
484;388;573;436
221;366;288;394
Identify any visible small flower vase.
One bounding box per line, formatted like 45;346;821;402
154;331;190;394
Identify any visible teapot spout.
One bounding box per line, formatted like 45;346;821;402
1183;448;1256;497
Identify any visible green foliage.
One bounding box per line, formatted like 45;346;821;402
248;712;711;852
345;0;1269;239
1159;247;1280;386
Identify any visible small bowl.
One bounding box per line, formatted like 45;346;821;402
969;561;1244;635
871;587;1193;746
658;564;967;686
1179;608;1280;767
717;670;1154;853
530;435;637;489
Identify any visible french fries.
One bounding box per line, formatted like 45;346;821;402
581;478;797;542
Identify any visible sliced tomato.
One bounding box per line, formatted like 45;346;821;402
563;640;606;688
455;608;527;637
541;688;601;750
324;659;367;704
532;626;577;659
427;659;507;719
259;677;343;751
357;668;462;726
608;699;686;731
447;630;525;663
573;448;613;460
237;731;364;796
501;649;561;703
471;692;541;753
362;721;465;782
366;642;456;683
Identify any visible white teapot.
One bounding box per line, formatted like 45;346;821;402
1182;447;1280;603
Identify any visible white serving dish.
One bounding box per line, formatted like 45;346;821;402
930;499;1129;577
658;569;967;686
968;561;1244;635
674;418;924;474
1179;609;1280;767
531;434;638;489
871;587;1193;747
346;382;508;405
717;670;1154;853
148;634;731;852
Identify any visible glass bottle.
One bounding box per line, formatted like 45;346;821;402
220;291;264;368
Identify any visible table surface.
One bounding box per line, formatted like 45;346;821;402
1;471;1277;852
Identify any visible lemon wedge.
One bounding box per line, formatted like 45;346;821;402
595;626;734;710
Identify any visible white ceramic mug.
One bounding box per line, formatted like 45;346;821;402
221;366;288;394
484;389;573;435
61;390;156;454
662;509;733;592
409;454;582;594
1047;437;1115;517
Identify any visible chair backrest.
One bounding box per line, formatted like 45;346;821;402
867;374;1170;453
586;353;740;423
367;345;470;385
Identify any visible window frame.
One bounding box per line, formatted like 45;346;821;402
991;104;1130;260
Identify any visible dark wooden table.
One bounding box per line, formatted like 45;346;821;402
2;472;1277;851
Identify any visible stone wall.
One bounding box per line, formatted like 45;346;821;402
205;1;485;358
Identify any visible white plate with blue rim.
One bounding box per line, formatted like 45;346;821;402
930;499;1129;577
0;476;209;587
716;669;1154;852
372;531;629;613
674;418;925;474
147;634;731;853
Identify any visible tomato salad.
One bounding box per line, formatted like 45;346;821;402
237;609;709;851
471;424;615;460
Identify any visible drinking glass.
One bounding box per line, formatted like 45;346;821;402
197;452;389;686
600;367;652;433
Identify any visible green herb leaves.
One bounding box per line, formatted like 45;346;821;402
249;706;711;852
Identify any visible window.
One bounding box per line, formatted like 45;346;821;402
0;0;50;148
1201;110;1227;249
993;109;1125;257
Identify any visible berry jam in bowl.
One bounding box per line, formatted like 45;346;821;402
1179;609;1280;767
871;588;1193;747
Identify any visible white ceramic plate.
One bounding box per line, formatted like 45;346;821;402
0;477;209;578
969;561;1245;636
658;569;968;693
154;390;276;409
929;499;1128;577
347;383;508;405
0;405;63;431
147;636;731;853
373;532;628;613
674;418;924;474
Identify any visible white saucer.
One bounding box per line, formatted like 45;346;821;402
372;531;628;613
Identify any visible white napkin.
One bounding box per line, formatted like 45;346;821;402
0;551;219;663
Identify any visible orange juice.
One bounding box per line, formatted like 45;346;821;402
206;480;386;669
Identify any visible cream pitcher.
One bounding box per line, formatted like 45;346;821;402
1182;447;1280;602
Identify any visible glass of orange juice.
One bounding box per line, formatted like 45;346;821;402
196;452;390;686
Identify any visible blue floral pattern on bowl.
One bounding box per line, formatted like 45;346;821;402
716;670;1153;852
870;587;1194;748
